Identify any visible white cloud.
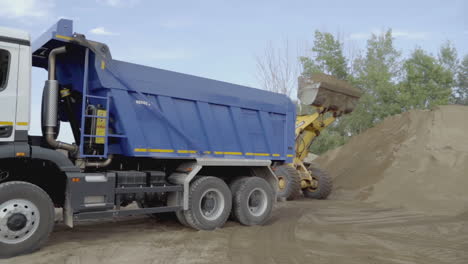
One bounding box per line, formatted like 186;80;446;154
0;0;54;19
97;0;139;7
392;31;427;39
349;29;428;40
89;27;119;36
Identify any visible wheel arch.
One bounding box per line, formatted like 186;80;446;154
168;158;278;210
0;145;79;207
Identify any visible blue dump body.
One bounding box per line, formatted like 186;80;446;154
32;20;295;162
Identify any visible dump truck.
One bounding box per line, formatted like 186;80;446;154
0;19;296;257
276;73;362;200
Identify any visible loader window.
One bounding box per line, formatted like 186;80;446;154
0;49;10;91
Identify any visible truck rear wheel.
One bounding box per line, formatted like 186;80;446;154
232;177;274;226
174;210;189;227
303;166;332;199
184;177;232;230
0;181;54;258
275;165;301;200
228;176;247;220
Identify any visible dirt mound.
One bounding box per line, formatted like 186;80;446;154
316;105;468;215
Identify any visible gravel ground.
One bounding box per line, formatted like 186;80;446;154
3;199;467;264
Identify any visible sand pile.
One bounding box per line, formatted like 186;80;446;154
315;105;468;215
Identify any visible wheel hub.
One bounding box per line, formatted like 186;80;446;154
302;177;318;191
247;188;268;217
199;189;224;221
7;213;27;231
203;196;215;212
0;199;40;244
309;177;319;190
278;177;286;190
249;193;261;207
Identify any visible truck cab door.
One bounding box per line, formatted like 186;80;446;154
0;42;19;142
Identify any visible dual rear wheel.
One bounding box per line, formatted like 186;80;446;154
175;176;274;230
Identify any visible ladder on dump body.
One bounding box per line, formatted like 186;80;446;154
79;48;110;158
79;94;110;158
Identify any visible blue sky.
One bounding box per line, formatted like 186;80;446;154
0;0;466;139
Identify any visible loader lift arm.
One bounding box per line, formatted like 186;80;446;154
276;73;362;200
294;109;337;163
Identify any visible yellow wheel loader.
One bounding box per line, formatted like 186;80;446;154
276;73;362;200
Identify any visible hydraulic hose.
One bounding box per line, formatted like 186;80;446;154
84;155;113;168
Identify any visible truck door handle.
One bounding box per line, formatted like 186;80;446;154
0;125;13;138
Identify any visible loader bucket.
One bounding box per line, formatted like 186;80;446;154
298;73;362;114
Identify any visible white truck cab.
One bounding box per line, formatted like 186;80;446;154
0;27;31;142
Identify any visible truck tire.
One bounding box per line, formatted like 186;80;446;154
174;210;189;227
228;176;247;220
166;193;189;227
275;165;301;200
184;177;232;230
0;181;55;258
302;165;332;199
232;177;274;226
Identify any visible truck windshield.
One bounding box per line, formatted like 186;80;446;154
0;49;10;91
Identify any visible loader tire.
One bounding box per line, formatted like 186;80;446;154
0;181;55;258
184;177;232;230
275;165;301;200
303;165;332;199
232;177;274;226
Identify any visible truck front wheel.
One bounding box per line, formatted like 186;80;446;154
184;177;232;230
0;181;55;258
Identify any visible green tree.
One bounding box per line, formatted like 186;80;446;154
310;130;346;154
438;41;461;104
341;29;402;135
300;31;348;80
398;48;453;110
438;41;459;73
297;29;461;155
454;55;468;105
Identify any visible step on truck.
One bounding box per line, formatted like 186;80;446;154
0;20;296;257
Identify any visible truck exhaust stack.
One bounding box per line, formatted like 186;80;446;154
43;46;79;154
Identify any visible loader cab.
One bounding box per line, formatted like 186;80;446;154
0;27;31;142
